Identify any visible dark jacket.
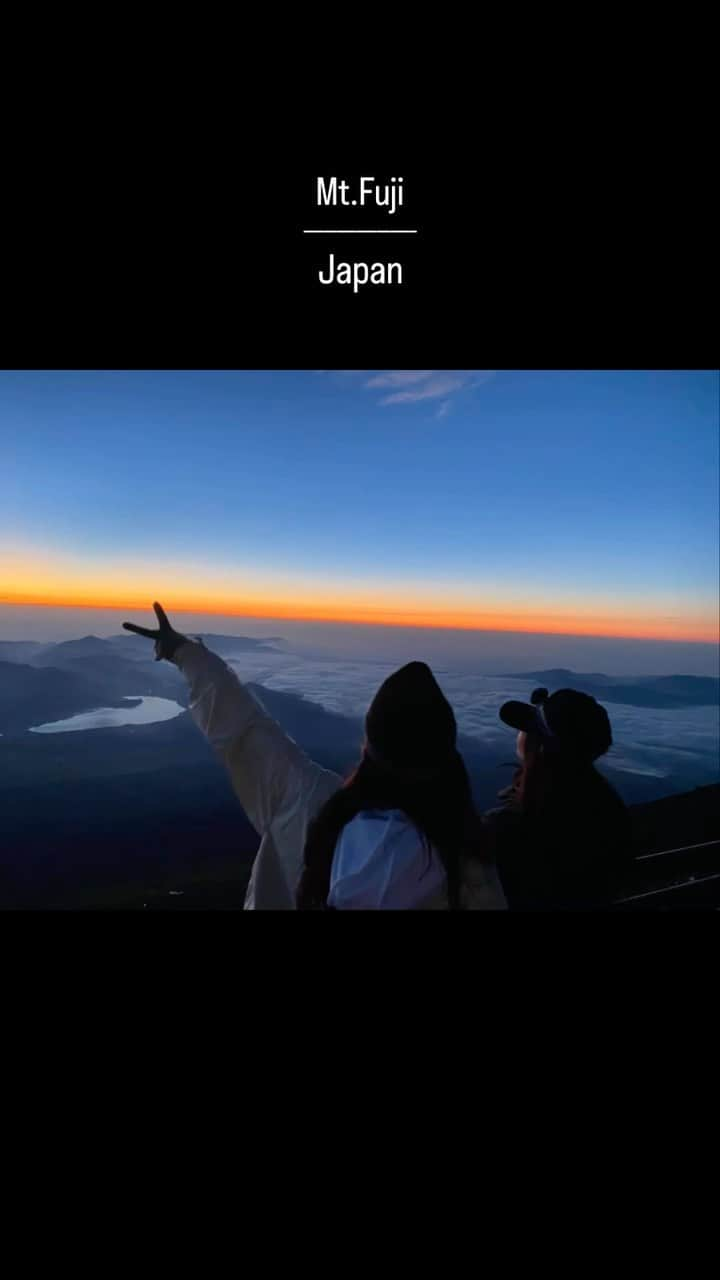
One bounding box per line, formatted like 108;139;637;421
483;766;630;910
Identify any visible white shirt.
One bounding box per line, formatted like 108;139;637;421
328;809;447;910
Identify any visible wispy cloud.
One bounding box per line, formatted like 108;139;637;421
360;369;496;407
321;369;496;411
364;371;437;389
378;374;469;405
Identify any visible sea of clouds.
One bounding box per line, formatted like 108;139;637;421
227;649;719;790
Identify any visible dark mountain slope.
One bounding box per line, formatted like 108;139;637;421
499;668;719;708
0;661;135;734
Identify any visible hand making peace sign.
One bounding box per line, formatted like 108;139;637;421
122;601;188;662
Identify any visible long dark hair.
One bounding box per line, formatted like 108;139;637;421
297;747;476;910
515;733;624;827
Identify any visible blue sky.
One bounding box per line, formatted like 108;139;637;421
1;369;718;643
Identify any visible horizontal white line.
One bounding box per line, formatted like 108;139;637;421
617;872;720;903
302;229;418;235
637;838;720;861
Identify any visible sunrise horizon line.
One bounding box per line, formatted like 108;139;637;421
1;596;717;646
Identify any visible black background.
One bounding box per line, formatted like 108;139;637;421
4;143;713;369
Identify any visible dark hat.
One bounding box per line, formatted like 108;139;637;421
365;661;457;771
499;686;612;761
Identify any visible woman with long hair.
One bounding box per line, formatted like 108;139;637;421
485;686;630;909
297;661;500;910
123;602;505;910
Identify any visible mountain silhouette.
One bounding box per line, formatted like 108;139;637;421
501;668;719;708
31;636;116;665
0;632;288;734
0;660;134;734
0;641;46;664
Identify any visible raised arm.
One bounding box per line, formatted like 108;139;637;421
123;603;342;843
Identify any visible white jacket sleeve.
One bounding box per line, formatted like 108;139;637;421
174;639;342;846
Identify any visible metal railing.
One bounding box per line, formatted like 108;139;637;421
614;838;720;907
635;838;720;861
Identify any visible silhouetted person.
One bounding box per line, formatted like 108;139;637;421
123;603;505;911
484;686;630;909
496;685;551;800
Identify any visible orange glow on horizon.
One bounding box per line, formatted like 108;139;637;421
2;544;717;644
1;585;716;644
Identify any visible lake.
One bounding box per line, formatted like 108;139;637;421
30;695;185;734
